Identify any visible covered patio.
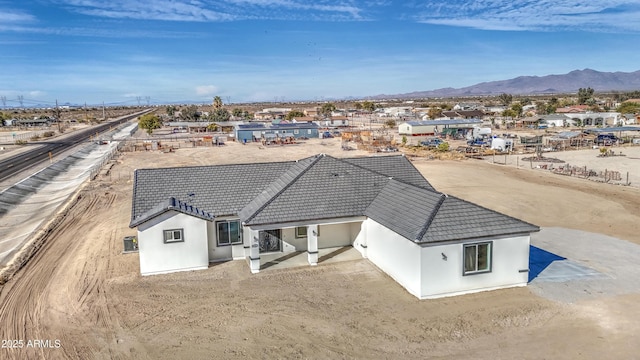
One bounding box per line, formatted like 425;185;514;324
257;246;361;271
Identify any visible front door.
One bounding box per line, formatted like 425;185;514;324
259;230;281;253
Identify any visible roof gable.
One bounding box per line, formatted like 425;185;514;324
130;197;214;227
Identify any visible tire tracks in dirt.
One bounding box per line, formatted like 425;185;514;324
0;187;142;359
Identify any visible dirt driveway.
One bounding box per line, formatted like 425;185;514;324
1;139;639;359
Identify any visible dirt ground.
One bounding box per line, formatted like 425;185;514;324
1;136;640;359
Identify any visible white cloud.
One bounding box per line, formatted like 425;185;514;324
195;85;218;96
29;90;45;97
58;0;367;22
0;8;35;23
413;1;640;32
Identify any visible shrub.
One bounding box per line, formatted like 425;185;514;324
436;142;450;152
43;131;55;137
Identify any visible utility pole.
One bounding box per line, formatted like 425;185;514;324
145;96;150;106
136;96;141;107
55;99;62;133
102;101;105;120
0;96;6;109
18;95;24;108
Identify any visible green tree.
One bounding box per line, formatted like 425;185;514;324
138;114;162;135
502;109;517;119
511;103;523;118
428;107;443;119
617;101;640;114
166;105;177;117
498;93;513;106
578;87;594;105
213;96;223;109
320;103;336;118
232;108;244;118
209;108;231;122
384;119;396;128
361;101;375;112
354;102;363;110
285;110;304;120
181;105;200;121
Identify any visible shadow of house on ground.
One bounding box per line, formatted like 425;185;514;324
529;245;566;282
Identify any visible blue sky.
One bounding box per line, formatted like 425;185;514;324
1;1;640;106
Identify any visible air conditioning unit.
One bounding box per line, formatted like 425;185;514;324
123;236;138;253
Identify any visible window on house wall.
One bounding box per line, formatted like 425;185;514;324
463;242;492;275
307;129;312;134
163;229;184;243
295;226;307;238
217;220;242;246
294;130;299;135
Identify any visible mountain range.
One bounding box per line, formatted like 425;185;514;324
371;69;640;99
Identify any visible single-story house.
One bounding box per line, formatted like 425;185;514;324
399;119;482;137
17;118;51;127
129;154;539;299
322;116;349;127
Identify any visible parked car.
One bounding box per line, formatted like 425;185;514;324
420;138;444;147
322;131;334;138
595;133;618;146
467;138;489;147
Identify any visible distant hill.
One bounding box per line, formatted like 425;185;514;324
370;69;640;99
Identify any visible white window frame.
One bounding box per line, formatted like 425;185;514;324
294;129;299;135
216;220;242;246
463;242;492;275
163;229;184;244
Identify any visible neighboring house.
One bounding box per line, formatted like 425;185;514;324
323;116;349;127
17;118;51;127
398;119;482;137
130;154;539;299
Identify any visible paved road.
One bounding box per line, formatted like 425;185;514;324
0;110;148;183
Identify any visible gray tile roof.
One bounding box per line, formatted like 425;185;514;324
239;155;390;226
365;180;539;244
130;161;294;226
130;197;215;227
342;155;434;190
131;153;539;243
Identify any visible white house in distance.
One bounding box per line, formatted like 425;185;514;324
129;154;539;299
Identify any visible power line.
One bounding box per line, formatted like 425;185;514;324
0;96;6;109
17;95;24;108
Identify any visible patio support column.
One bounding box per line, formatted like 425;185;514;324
243;226;251;258
307;225;318;266
248;229;261;273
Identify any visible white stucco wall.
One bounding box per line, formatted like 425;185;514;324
317;223;355;248
281;227;307;250
208;217;245;261
364;219;422;298
419;235;530;299
137;211;209;276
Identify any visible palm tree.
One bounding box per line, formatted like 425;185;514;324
213;96;223;109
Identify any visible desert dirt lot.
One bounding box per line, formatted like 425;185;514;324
1;136;640;359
